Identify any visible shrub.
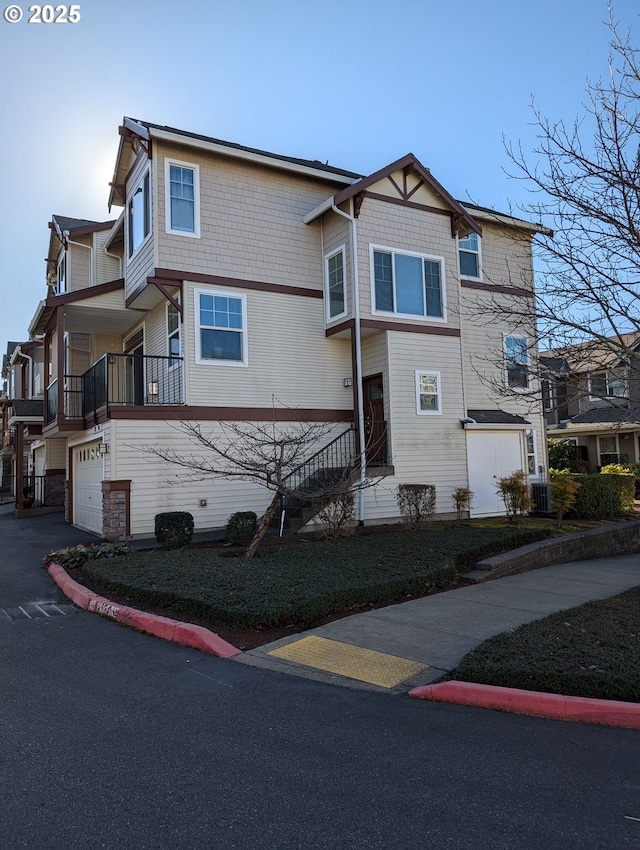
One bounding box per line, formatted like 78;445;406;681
452;487;473;524
549;470;582;527
396;484;436;529
226;511;258;546
315;492;356;539
570;474;635;519
154;511;194;549
496;470;532;524
42;541;130;569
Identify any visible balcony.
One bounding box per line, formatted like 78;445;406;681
46;354;183;428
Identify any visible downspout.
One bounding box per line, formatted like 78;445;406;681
331;201;367;525
104;247;123;277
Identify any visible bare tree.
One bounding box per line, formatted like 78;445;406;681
465;9;639;416
143;417;384;557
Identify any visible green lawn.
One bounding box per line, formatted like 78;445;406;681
76;524;549;630
453;586;640;702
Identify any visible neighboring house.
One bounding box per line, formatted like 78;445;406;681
541;332;640;470
18;117;548;539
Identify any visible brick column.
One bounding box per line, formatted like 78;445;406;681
101;480;131;541
44;469;65;507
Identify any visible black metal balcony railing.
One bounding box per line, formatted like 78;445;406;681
46;354;183;425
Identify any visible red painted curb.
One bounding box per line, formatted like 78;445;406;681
408;680;640;729
47;563;242;658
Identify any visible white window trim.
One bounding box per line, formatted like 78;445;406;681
525;428;538;478
126;167;152;262
57;250;67;294
503;333;531;392
415;370;442;415
588;369;628;401
543;378;556;412
597;433;619;464
457;233;482;281
370;244;447;322
167;301;182;371
165;158;201;238
324;244;347;323
194;287;248;367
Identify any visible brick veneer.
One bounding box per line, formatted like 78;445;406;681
102;480;131;541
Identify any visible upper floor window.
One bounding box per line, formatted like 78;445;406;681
166;159;200;237
32;361;42;397
325;246;346;321
589;369;628;400
195;288;247;366
525;429;537;476
458;232;481;279
415;370;442;415
128;170;151;258
167;302;181;369
504;335;529;390
57;252;67;294
372;246;445;320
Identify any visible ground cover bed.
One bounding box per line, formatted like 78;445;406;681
68;523;550;649
453;585;640;702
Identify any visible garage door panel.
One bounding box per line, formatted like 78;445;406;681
467;431;525;517
73;442;103;535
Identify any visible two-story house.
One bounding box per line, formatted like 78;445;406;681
21;117;548;539
542;333;640;470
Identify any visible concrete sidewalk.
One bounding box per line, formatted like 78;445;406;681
235;553;640;694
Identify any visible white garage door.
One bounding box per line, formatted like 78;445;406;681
467;431;525;517
73;441;103;535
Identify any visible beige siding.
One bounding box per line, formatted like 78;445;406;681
155;141;336;290
366;170;450;210
68;237;92;291
355;197;460;328
94;230;121;284
48;438;66;469
185;282;352;409
112;419;346;536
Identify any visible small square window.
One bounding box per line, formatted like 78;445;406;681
459;232;481;279
195;288;247;366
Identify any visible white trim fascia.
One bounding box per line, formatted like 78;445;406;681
123;118;150;140
149;127;357;186
164;157;201;238
463;206;552;236
304;197;336;224
547;422;640;436
28;302;47;338
8;415;42;427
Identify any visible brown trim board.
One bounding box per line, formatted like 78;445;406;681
154;269;322;299
46;278;125;308
326;318;460;338
461;280;533;299
108;406;354;423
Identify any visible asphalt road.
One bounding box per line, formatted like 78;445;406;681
1;509;639;849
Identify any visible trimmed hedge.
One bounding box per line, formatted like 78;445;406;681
154;511;194;549
75;526;550;630
570;474;635;519
454;586;640;702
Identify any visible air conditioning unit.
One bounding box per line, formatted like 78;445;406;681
531;482;551;513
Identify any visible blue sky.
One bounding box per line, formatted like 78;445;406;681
1;0;637;356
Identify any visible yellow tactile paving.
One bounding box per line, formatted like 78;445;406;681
268;635;428;688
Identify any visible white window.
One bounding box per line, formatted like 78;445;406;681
372;246;445;320
57;252;67;294
167;302;181;369
325;246;347;321
504;335;530;390
165;159;200;237
127;170;151;258
542;378;556;412
525;429;537;476
415;370;441;415
458;232;481;279
195;288;247;366
32;361;42;397
589;369;628;400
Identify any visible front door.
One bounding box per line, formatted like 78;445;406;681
362;374;387;465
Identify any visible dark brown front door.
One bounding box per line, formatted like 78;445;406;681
362;374;387;465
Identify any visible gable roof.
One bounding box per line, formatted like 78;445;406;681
331;153;481;237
